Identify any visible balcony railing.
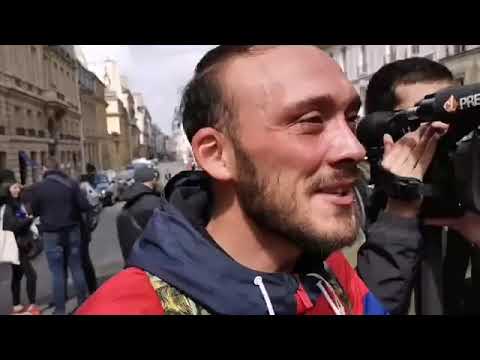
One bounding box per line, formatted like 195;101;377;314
60;134;80;141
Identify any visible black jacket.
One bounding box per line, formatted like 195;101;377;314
31;170;92;232
116;182;166;262
2;199;34;252
357;211;423;314
163;171;423;315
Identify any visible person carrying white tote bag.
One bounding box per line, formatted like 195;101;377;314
0;204;20;265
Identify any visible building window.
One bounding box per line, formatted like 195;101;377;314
41;151;46;166
30;45;37;54
0;152;6;169
453;45;466;54
358;45;367;75
385;45;397;63
0;126;5;135
411;45;420;55
66;71;70;78
60;67;64;73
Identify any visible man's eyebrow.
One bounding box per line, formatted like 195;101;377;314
284;95;335;115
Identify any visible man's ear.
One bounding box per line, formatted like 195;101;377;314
191;128;234;181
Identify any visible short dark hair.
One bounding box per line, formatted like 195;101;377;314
86;163;96;174
180;45;264;143
365;57;454;114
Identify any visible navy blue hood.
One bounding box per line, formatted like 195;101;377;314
127;171;327;315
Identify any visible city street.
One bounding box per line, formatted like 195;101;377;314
0;202;125;315
0;161;187;315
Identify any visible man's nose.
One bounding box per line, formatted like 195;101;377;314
327;120;366;164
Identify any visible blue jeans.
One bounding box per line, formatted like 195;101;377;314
44;225;88;315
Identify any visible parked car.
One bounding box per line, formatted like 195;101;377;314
95;174;118;206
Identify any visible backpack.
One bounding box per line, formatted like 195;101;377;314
80;181;101;232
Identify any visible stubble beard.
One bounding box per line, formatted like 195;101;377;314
232;139;360;257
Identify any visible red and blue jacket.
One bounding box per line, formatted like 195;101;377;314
77;189;388;315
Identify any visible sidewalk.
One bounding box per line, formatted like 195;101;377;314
39;262;123;315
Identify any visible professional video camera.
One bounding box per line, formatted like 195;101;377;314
357;83;480;218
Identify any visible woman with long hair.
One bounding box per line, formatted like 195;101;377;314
1;181;40;315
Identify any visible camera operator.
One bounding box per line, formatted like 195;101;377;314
357;57;480;314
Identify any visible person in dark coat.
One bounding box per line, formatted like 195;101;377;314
30;157;91;315
1;180;40;315
116;166;165;264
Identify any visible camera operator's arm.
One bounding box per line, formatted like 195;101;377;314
425;212;480;247
357;122;449;314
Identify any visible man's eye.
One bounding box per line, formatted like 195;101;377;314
298;116;323;124
297;111;324;124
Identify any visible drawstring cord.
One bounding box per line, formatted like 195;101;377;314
254;276;275;315
307;272;346;315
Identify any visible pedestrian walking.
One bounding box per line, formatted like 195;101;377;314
79;174;101;294
116;166;164;263
31;157;92;315
1;180;40;315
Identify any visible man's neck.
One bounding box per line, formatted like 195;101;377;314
206;194;301;273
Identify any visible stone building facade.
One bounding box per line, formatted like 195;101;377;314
320;45;480;115
0;45;82;184
105;91;131;170
78;63;109;171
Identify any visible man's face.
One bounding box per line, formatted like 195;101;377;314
221;46;366;254
394;81;454;110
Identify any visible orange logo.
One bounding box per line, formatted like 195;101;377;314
443;95;459;113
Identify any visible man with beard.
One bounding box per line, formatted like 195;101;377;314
76;46;451;315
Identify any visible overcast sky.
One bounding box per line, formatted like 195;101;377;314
80;45;216;136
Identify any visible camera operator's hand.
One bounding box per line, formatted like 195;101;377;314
382;122;449;218
424;212;480;247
